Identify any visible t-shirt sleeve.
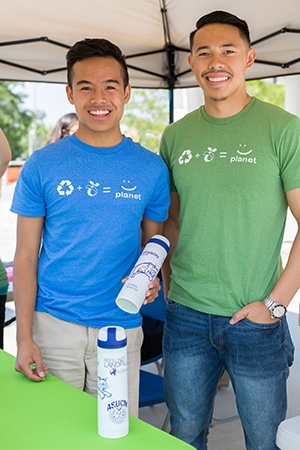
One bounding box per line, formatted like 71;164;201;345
279;116;300;192
159;129;177;193
143;157;170;222
10;153;46;217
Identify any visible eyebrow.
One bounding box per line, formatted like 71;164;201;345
195;43;237;52
76;79;121;86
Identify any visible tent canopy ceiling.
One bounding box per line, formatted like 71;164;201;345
1;0;300;88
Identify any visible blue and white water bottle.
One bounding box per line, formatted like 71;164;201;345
116;234;170;314
97;326;128;439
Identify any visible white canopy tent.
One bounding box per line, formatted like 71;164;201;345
1;0;300;120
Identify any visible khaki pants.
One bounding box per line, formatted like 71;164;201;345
33;312;143;417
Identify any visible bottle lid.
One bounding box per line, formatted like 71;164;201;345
148;234;170;253
98;326;127;349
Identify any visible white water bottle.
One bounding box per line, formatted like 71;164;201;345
116;234;170;314
97;326;128;439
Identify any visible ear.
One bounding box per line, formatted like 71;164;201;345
124;84;131;105
66;85;74;105
188;54;195;74
246;48;256;71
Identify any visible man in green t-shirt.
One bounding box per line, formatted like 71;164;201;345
0;129;12;349
160;10;300;450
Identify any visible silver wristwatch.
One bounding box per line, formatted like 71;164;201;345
263;296;287;319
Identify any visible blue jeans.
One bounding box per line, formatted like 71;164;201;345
163;301;294;450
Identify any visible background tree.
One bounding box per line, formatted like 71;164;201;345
0;82;49;160
122;88;169;153
246;79;285;108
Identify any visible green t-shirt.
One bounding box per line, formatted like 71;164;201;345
160;97;300;317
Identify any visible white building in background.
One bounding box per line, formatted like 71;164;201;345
285;75;300;117
173;86;203;122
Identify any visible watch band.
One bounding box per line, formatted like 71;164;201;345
263;296;275;310
263;296;287;318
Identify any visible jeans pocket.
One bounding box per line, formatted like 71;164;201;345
242;317;281;329
167;299;176;305
165;299;183;323
230;316;293;376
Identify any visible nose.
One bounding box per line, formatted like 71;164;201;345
208;55;225;70
90;87;107;104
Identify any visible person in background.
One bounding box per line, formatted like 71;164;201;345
11;38;169;417
45;112;79;144
0;129;12;349
161;10;300;450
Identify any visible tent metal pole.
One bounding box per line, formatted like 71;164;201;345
169;89;174;123
160;0;176;123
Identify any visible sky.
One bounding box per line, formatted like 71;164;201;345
19;82;76;128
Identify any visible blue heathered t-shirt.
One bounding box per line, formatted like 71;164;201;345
11;135;170;328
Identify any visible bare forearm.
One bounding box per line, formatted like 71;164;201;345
14;255;38;344
269;229;300;306
141;217;163;248
13;215;47;381
230;226;300;325
270;189;300;306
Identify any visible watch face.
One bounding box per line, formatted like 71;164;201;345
272;305;286;318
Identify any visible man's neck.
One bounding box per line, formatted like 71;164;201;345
204;92;252;119
75;127;123;148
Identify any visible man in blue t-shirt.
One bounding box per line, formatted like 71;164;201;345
11;38;170;417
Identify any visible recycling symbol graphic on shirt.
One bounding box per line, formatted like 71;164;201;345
57;180;74;196
178;149;193;165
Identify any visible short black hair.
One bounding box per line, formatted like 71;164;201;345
189;10;251;51
66;38;129;88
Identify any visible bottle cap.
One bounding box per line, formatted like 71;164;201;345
98;326;127;349
148;234;170;253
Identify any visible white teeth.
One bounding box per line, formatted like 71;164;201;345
90;110;110;115
208;76;228;82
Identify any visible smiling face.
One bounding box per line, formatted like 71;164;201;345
66;56;131;147
188;23;256;117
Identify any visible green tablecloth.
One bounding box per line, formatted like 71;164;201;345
0;350;192;449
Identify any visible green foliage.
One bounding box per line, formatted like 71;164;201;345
122;88;169;153
32;119;51;151
246;79;285;108
0;82;49;160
